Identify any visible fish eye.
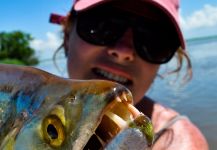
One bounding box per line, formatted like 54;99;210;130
42;115;65;147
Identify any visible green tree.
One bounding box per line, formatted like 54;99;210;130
0;31;39;65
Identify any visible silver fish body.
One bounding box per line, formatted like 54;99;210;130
0;64;153;150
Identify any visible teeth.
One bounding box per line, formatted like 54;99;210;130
96;69;128;83
85;100;140;149
105;111;128;129
94;101;133;144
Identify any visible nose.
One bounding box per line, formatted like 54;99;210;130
107;29;135;62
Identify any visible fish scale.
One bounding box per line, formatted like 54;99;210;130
0;64;154;150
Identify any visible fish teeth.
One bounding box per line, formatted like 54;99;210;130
97;69;128;83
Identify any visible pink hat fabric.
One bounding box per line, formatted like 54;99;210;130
50;0;185;49
73;0;185;49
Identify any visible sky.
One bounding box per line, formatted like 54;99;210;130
0;0;217;60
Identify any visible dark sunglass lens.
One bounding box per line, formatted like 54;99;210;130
77;10;127;46
134;22;178;64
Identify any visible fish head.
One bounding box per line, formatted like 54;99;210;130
0;65;154;150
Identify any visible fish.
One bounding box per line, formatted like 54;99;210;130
0;64;154;150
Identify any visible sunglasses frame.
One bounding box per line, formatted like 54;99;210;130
71;5;179;64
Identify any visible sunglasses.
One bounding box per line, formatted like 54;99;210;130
73;5;179;64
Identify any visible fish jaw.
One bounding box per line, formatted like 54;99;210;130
0;64;133;149
13;81;132;150
0;64;154;149
69;81;134;150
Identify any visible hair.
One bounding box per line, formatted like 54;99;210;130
53;8;192;84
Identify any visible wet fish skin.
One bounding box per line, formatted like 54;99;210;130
105;128;150;150
0;64;134;150
0;64;153;150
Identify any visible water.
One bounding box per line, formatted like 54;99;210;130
147;36;217;150
36;36;217;149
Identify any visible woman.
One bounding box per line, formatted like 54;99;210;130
50;0;209;149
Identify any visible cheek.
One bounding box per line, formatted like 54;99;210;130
66;31;88;78
140;65;159;88
66;29;100;79
131;65;159;103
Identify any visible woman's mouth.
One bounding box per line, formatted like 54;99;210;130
92;68;132;85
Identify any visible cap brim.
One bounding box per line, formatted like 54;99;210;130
50;0;185;49
74;0;185;49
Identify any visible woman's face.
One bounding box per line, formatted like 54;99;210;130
65;22;160;104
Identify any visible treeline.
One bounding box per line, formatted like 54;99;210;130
0;31;39;65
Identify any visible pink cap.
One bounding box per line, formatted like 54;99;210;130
50;0;185;49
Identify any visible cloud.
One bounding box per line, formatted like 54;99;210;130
30;32;63;60
181;4;217;30
30;32;62;52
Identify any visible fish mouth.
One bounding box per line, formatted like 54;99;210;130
84;92;140;149
92;68;133;86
